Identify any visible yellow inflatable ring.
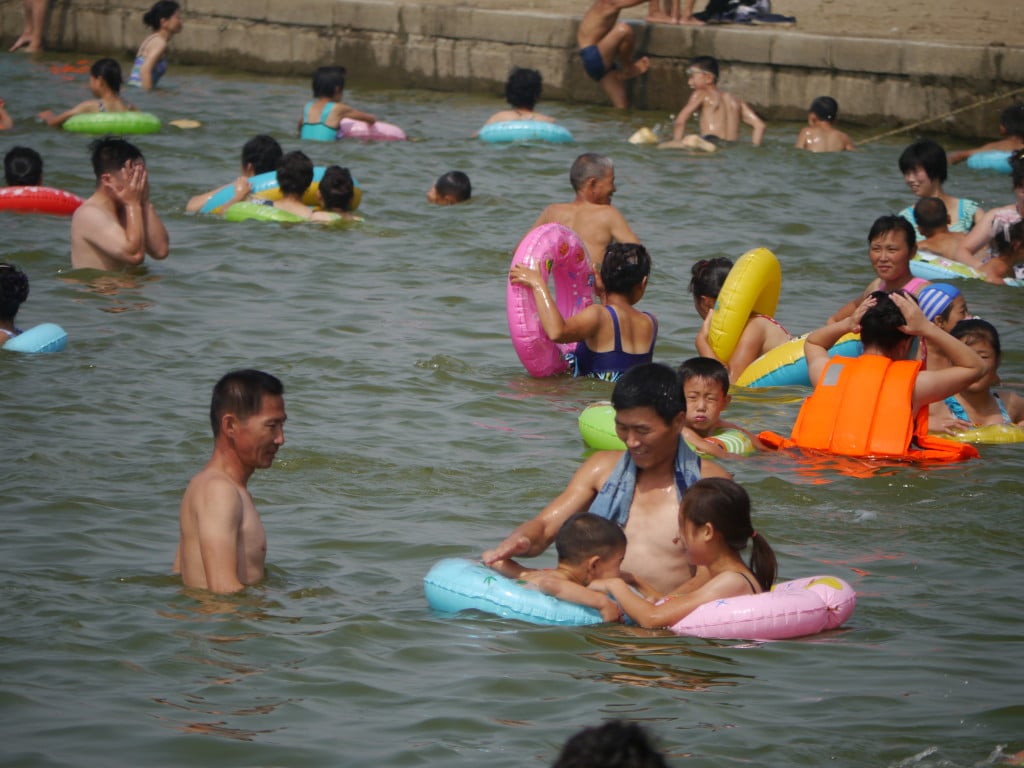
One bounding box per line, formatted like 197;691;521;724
708;248;782;363
946;423;1024;445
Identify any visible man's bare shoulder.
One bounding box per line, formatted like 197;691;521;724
182;465;244;510
576;449;624;486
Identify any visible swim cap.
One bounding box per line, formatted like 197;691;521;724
917;283;960;321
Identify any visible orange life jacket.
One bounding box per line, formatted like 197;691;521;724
758;354;979;462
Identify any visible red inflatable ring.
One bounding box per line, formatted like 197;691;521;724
0;186;84;216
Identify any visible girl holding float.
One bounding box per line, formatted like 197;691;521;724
37;58;134;129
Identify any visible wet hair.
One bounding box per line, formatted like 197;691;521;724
210;370;284;437
677;356;730;396
569;153;612;191
867;214;916;250
434;170;471;202
601;243;651;296
1010;149;1024;190
681;478;776;592
950;318;1001;359
142;0;179;29
504;67;543;110
689;55;719;80
552;721;669;768
90;58;123;93
992;219;1024;258
554;513;627;566
999;104;1024;140
859;290;914;354
319;165;356;211
312;66;347;99
610;362;683;425
89;137;143;179
688;257;732;300
241;134;283;175
4;146;43;186
809;96;838;122
913;196;949;232
0;262;30;323
276;151;314;197
898;138;948;184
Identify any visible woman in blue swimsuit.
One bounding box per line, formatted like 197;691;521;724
509;242;656;382
929;319;1024;433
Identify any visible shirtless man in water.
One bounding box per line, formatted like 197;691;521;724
70;137;169;271
577;0;651;109
174;370;286;594
530;153;640;282
483;363;730;594
660;56;765;149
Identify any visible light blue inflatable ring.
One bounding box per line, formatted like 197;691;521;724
479;120;574;144
424;558;604;625
966;151;1012;174
3;322;68;353
199;167;362;214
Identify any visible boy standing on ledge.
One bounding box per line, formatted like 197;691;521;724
577;0;651;109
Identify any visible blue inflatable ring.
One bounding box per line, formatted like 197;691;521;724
3;322;68;353
966;151;1012;174
479;120;574;144
424;558;604;625
199;167;362;214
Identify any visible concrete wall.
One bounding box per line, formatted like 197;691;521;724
5;0;1023;137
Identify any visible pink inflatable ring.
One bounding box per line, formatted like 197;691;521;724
506;223;593;377
338;118;406;141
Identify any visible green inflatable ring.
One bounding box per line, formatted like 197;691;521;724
223;202;305;223
577;402;754;456
63;112;162;135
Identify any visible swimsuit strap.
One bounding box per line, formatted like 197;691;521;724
605;305;623;352
645;312;658;352
735;571;757;594
994;391;1011;423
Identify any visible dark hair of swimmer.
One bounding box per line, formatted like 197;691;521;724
688;256;732;301
504;67;543;110
913;196;949;232
950;318;1001;359
434;171;471;202
89;137;143;179
677;356;730;397
688;55;719;81
143;0;179;29
992;219;1024;257
1010;149;1024;189
4;146;43;186
0;262;30;323
610;362;683;425
242;135;283;176
867;214;917;251
312;66;347;99
319;165;355;211
898;138;948;184
1000;104;1024;140
600;243;650;296
682;478;777;592
809;96;838;122
90;58;123;94
210;370;284;437
859;290;918;355
569;153;612;192
552;721;669;768
554;513;626;567
276;150;314;197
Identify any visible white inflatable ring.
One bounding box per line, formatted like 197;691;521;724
63;112;161;135
708;248;782;363
199;167;363;214
671;575;857;640
479;120;574;144
424;558;604;625
0;186;83;216
3;322;68;353
507;223;593;377
338;119;406;141
577;401;754;456
734;333;863;388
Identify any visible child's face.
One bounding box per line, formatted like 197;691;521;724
869;230;914;282
677;514;710;566
683;376;729;435
88;75;102;97
965;338;999;392
687;67;713;91
936;295;969;331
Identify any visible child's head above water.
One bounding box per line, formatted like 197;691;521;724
504;67;543;110
687;55;719;82
312;66;347;99
859;289;918;355
808;96;839;123
688;256;732;317
0;262;29;325
676;356;730;433
276;151;314;198
319;165;355;211
898;138;948;184
950;318;1001;392
90;58;123;94
554;512;626;572
600;243;651;297
999;104;1024;140
917;283;967;327
913;196;949;234
427;170;471;205
4;146;42;186
241;134;283;176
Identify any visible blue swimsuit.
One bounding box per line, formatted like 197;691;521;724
900;198;981;241
300;101;338;142
943;392;1011;425
570;306;657;382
